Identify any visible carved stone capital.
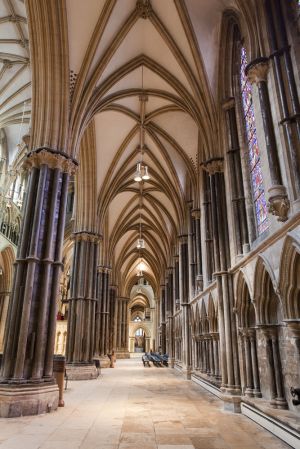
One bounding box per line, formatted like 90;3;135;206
283;320;300;338
246;57;269;85
72;231;102;243
222;97;235;111
24;148;78;175
191;208;200;219
267;185;290;222
203;158;224;175
178;234;188;244
136;0;152;19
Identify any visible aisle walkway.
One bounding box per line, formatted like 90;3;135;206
0;359;289;449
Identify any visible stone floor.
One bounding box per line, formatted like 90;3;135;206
0;359;291;449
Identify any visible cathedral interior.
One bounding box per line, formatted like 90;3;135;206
0;0;299;448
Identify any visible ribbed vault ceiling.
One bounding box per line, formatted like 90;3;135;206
0;0;253;296
65;0;236;293
0;0;31;164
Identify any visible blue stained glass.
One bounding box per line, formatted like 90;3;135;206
240;47;269;235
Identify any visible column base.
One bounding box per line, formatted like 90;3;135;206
66;363;98;380
221;393;242;413
99;355;111;368
182;368;192;380
0;382;59;418
115;350;130;359
169;358;175;368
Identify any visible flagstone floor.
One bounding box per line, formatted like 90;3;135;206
0;359;291;449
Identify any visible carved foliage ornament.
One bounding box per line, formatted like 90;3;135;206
245;58;269;85
136;0;152;19
72;232;102;243
23;149;78;175
203;158;224;175
267;185;290;222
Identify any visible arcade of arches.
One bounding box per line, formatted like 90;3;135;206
0;0;299;447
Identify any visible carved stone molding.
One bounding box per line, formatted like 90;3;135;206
178;234;188;244
245;57;269;85
203;158;224;175
136;0;152;19
222;97;235;111
72;231;102;243
24;149;78;175
267;185;290;222
191;208;200;219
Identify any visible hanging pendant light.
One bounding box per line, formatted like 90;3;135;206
137;238;145;249
134;162;143;182
142;165;150;180
133;66;151;183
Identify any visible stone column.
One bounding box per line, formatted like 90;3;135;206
261;325;288;409
202;171;214;283
212;333;221;380
174;256;180;311
205;159;241;412
224;100;251;250
66;232;100;380
0;291;10;352
0;149;77;417
116;298;122;350
246;59;290;221
249;328;261;397
179;235;191;379
187;205;195;298
192;209;203;293
243;331;254;397
95;266;110;367
160;285;166;354
265;0;300;197
109;286;117;353
115;297;130;358
166;268;175;367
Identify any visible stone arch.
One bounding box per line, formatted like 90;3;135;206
129;323;151;339
207;294;218;333
278;232;300;319
235;271;256;328
200;300;209;334
254;256;283;325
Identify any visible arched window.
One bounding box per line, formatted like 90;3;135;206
240;47;269;235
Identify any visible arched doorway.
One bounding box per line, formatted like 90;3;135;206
134;327;145;352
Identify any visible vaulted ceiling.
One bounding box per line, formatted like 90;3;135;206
66;0;233;293
0;0;256;295
0;0;31;165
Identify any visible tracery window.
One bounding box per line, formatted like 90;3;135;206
240;47;269;235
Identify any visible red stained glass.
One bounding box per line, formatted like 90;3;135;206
240;47;269;235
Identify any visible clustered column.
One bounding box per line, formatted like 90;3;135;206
66;232;100;379
192;209;203;292
166;268;174;364
114;297;129;357
160;285;166;354
265;0;300;197
0;148;77;417
242;329;261;398
246;59;290;221
224;100;251;251
95;266;111;365
179;234;192;378
204;159;241;408
261;326;287;409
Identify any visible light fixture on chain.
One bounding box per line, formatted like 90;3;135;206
133;66;150;183
136;184;145;249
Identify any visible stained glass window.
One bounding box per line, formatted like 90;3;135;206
240;47;269;235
